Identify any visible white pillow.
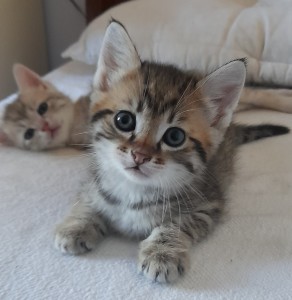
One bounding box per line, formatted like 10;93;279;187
63;0;292;86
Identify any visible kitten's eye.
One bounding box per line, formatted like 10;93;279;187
163;127;185;147
24;128;35;140
114;111;136;132
37;102;48;116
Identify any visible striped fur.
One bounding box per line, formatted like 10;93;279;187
55;21;289;283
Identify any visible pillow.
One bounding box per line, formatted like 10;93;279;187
62;0;292;86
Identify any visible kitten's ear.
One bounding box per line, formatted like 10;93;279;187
13;64;48;92
199;60;246;129
93;21;141;92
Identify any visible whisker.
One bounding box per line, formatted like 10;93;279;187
174;96;209;117
69;143;90;146
73;131;90;136
162;177;173;225
165;177;182;231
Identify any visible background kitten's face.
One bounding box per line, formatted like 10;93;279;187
91;64;211;189
2;88;74;150
0;64;74;151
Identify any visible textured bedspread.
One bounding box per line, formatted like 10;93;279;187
0;61;292;299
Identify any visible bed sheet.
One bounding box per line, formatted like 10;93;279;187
1;61;292;300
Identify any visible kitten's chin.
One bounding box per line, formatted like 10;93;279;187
123;166;153;184
126;166;148;177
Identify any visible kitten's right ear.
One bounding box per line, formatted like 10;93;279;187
199;60;246;130
13;64;48;92
93;21;141;92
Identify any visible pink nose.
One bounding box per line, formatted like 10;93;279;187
131;150;151;165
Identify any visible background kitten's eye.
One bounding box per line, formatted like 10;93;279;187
37;102;48;116
24;128;35;140
163;127;185;147
114;111;136;132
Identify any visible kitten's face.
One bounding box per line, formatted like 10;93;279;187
1;86;74;150
90;22;245;191
91;65;211;188
0;64;74;151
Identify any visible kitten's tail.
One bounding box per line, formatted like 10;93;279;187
233;124;290;145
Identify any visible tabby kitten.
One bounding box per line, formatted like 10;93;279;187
0;64;89;150
54;21;289;283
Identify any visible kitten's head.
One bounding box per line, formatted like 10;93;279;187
0;64;74;150
90;21;246;190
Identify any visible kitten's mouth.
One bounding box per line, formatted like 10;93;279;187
125;165;148;177
48;127;60;138
42;122;60;139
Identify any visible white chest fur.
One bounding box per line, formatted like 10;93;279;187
84;180;162;237
101;202;159;237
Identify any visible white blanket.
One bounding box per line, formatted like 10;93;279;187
63;0;292;114
1;61;292;299
64;0;292;87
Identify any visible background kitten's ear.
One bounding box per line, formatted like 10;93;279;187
199;60;246;130
13;64;48;92
93;20;141;92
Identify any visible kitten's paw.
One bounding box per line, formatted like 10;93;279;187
138;246;188;283
54;219;103;255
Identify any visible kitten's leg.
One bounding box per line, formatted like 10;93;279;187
138;225;192;283
138;207;217;283
54;200;107;255
239;87;292;113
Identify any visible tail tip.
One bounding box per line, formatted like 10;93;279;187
271;125;290;136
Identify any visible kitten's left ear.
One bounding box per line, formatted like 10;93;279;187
199;59;246;130
93;20;141;92
13;64;48;92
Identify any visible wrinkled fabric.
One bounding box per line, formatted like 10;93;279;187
63;0;292;87
0;61;292;299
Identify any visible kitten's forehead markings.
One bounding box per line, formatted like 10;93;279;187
141;85;181;123
91;109;114;123
157;98;178;121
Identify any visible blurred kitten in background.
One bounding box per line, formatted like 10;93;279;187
0;64;89;150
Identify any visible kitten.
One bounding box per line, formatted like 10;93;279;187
0;64;89;151
54;21;289;283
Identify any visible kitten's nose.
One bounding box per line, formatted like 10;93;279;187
131;150;151;165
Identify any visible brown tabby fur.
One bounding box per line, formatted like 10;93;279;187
54;21;289;284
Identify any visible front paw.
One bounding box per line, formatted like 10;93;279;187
54;218;103;255
138;244;189;283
